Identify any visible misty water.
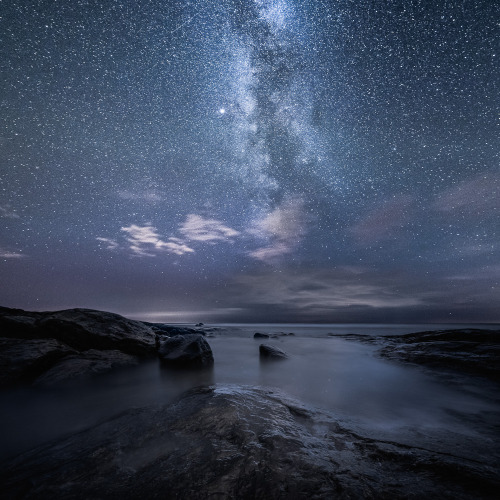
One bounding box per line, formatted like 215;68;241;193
1;324;499;461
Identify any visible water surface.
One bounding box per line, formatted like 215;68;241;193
1;323;498;461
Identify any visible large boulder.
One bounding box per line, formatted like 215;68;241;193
259;343;288;360
37;309;156;355
1;385;498;499
0;307;156;387
158;334;214;369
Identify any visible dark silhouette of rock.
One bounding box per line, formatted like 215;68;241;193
254;332;270;339
0;307;155;386
259;343;288;360
37;309;156;355
195;322;204;327
2;385;498;499
158;334;214;369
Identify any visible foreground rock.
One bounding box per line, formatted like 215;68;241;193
260;343;288;360
0;307;156;386
379;329;500;382
1;385;498;499
158;334;214;369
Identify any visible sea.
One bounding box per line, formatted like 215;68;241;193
1;323;499;461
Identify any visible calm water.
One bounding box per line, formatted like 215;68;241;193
1;323;499;461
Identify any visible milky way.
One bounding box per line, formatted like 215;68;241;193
1;0;498;322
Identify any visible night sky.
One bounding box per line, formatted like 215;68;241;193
1;0;498;323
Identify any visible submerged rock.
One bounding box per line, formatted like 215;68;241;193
254;332;270;339
2;385;498;499
158;334;214;369
259;343;288;360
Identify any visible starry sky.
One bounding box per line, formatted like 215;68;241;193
1;0;499;323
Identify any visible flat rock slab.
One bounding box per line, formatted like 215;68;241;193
260;343;288;360
379;329;500;382
158;334;214;369
1;385;498;499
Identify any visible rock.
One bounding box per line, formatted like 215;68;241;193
259;343;288;360
37;309;156;356
33;349;138;386
0;337;76;386
254;332;270;339
195;322;204;327
379;329;500;382
2;385;498;499
0;307;156;387
144;323;204;336
158;334;214;369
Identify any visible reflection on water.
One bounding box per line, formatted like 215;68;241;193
0;324;499;460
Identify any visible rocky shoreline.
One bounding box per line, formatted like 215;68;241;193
1;307;499;498
336;328;500;384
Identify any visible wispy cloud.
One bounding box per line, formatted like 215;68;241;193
121;224;194;256
233;267;423;314
179;214;240;243
433;172;500;215
0;248;25;258
248;196;307;263
350;194;414;244
96;237;119;250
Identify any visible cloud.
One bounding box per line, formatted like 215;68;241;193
0;205;20;219
0;248;25;258
121;224;194;257
179;214;240;243
96;237;119;250
248;196;307;263
232;267;423;314
350;194;414;244
432;172;500;215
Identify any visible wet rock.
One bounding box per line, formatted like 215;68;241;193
380;329;500;382
158;334;214;369
195;322;204;327
259;344;288;360
2;385;498;499
254;332;270;339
